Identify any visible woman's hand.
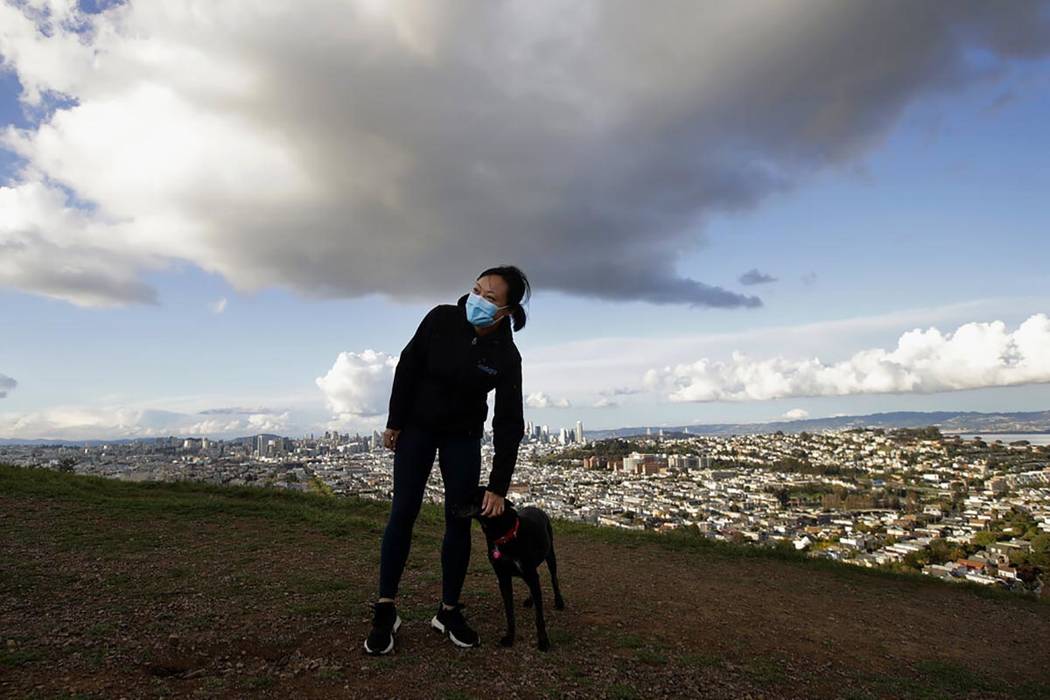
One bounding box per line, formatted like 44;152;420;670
382;428;401;451
480;490;504;517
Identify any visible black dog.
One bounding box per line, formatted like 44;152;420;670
452;485;565;651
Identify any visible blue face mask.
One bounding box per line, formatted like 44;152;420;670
466;290;509;328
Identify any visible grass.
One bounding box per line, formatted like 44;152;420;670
554;516;1045;607
0;648;44;669
607;682;642;700
3;462;1048;699
1;462;1043;612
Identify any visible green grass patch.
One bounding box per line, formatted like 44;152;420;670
0;647;43;669
614;632;645;649
553;516;1046;607
636;648;668;665
3;463;1045;612
743;656;787;685
0;464;390;539
238;674;277;690
607;682;642;700
679;651;722;669
548;627;575;645
848;658;1019;700
441;690;478;700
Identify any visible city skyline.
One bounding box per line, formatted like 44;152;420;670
2;3;1050;440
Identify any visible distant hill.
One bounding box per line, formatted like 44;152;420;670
2;409;1049;445
1;463;1048;699
585;409;1050;439
0;433;286;447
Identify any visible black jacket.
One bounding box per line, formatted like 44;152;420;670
385;293;525;497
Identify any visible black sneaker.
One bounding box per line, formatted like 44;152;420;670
430;601;480;648
363;601;401;655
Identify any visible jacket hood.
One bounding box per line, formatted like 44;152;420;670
458;292;512;343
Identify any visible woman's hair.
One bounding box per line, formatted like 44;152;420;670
477;265;531;332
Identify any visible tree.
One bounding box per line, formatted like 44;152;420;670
972;530;1000;547
903;551;928;571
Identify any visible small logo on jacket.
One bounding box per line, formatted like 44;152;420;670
477;363;498;376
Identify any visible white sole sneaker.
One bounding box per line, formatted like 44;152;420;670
363;615;401;655
430;614;479;648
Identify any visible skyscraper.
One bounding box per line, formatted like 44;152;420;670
575;420;584;444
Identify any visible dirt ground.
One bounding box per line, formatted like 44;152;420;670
2;485;1050;699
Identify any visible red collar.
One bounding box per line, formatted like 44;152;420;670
494;517;520;545
490;517;519;560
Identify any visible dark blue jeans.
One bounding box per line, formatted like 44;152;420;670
378;422;481;605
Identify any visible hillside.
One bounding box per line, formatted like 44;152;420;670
586;409;1050;439
2;464;1049;699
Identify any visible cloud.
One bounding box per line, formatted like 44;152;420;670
315;349;398;421
603;385;644;396
592;396;618;408
245;411;291;434
0;181;162;307
782;408;809;420
0;373;16;398
3;2;1048;307
642;313;1050;402
526;392;572;409
209;297;227;314
739;268;777;286
0;404;291;440
198;406;278;415
801;272;819;286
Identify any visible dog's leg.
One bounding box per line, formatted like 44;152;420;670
523;568;550;651
546;541;565;610
496;569;516;647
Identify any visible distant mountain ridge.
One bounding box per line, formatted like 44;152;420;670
584;409;1050;439
2;410;1048;445
0;433;286;447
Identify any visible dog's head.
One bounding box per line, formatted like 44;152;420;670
451;485;516;532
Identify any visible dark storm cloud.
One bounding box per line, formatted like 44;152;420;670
4;1;1049;308
0;373;16;397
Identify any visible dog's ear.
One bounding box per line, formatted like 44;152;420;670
453;492;483;518
452;502;481;519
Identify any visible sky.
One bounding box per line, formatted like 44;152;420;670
1;1;1049;441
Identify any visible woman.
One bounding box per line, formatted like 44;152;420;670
363;265;530;655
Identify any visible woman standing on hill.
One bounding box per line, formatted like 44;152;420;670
363;265;529;655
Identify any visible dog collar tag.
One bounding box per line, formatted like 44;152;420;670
492;547;502;560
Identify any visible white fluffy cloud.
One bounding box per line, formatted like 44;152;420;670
0;404;290;440
315;350;398;421
245;411;291;434
643;314;1050;402
526;392;571;409
0;373;16;398
782;408;809;420
2;1;1047;308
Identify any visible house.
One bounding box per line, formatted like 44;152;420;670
956;558;989;573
